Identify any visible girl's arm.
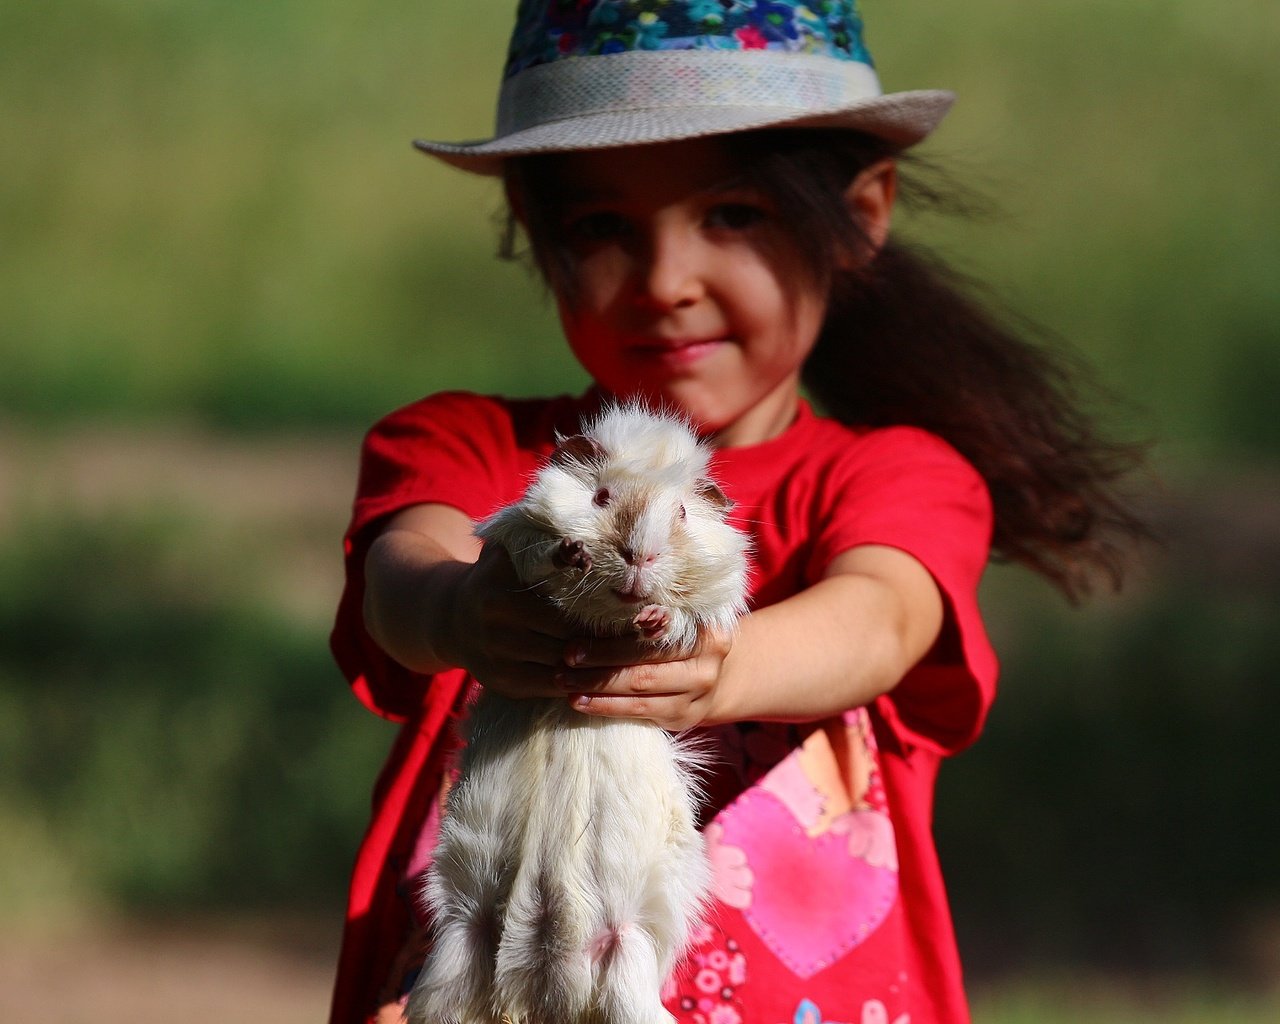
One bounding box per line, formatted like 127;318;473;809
363;504;943;725
559;545;945;729
362;503;576;696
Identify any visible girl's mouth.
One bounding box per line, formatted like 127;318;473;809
629;338;727;368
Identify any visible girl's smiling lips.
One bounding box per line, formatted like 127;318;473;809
627;337;728;368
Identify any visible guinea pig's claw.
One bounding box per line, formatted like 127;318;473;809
634;604;671;639
553;537;592;572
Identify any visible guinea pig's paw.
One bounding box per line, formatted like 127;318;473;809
552;537;592;572
633;604;671;639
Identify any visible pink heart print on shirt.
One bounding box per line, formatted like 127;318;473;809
713;787;898;978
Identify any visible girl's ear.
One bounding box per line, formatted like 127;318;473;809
843;158;897;265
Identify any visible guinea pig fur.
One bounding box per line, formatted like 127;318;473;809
406;403;751;1024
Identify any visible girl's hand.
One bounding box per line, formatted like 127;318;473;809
365;504;726;708
368;511;943;726
364;504;577;698
554;627;736;731
441;541;580;699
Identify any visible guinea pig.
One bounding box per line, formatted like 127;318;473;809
406;403;751;1024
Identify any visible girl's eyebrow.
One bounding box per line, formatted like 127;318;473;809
560;179;757;207
703;174;758;195
555;174;763;208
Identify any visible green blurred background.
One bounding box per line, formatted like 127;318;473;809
2;1;1277;1020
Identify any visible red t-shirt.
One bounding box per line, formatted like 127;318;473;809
329;390;997;1024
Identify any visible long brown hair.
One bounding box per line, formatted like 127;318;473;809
503;130;1150;600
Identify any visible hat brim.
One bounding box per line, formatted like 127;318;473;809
413;89;954;176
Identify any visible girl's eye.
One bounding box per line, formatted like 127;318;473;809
706;203;767;231
593;487;611;507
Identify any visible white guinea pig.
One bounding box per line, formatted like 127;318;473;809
406;403;751;1024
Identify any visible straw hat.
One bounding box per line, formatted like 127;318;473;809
414;0;954;175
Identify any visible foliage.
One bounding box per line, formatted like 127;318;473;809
0;514;388;915
939;562;1280;979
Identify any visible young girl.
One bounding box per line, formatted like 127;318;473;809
329;4;1145;1023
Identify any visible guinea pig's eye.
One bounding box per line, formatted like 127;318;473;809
679;503;687;520
593;487;611;508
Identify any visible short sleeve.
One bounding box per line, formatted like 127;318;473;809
808;427;998;755
330;392;529;722
350;391;529;533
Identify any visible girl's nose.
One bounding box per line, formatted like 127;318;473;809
637;228;705;311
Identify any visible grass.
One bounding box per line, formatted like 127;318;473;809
0;511;390;918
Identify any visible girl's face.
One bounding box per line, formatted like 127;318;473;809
545;138;833;447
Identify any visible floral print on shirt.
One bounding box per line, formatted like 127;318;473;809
791;997;911;1024
663;919;751;1023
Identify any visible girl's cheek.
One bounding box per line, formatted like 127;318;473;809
575;246;636;302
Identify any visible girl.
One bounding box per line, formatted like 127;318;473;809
329;3;1145;1023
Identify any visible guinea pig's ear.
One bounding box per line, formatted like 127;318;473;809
551;434;606;468
697;479;733;511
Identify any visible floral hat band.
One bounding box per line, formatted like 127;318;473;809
414;1;954;176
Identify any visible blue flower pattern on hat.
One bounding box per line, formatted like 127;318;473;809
505;0;873;77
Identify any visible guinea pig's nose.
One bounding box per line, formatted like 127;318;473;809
619;546;657;567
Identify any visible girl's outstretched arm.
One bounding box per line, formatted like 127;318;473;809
364;506;943;724
559;544;945;729
362;503;575;697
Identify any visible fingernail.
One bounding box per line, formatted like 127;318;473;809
553;670;573;689
572;695;591;709
564;643;587;667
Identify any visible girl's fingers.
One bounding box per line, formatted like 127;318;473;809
557;658;707;702
555;660;667;695
478;662;567;699
510;591;578;638
567;691;707;732
471;542;575;638
564;627;733;669
564;635;688;668
486;628;574;668
569;693;667;720
556;643;725;728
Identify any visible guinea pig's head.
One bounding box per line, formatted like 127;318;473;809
527;407;750;623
